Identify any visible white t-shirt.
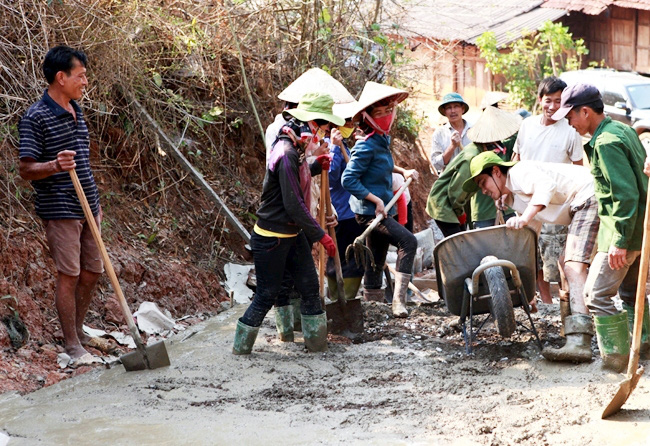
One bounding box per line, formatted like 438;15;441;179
392;173;411;204
513;115;583;164
506;161;595;227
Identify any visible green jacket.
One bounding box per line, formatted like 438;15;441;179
585;117;647;252
426;144;480;223
470;134;516;222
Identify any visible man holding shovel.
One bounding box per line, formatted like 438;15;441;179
553;83;649;372
18;46;106;363
464;152;599;362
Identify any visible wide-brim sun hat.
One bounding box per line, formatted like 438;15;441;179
278;68;355;104
285;92;345;126
467;106;522;143
437;92;469;115
349;81;409;119
462;151;517;193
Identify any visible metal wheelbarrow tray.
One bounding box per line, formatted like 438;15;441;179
433;226;543;353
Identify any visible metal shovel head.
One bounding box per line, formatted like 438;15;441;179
601;366;644;419
120;340;171;371
326;298;363;337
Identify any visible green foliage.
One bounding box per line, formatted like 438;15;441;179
477;20;589;109
394;108;425;141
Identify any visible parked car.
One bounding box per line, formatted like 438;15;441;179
560;69;650;151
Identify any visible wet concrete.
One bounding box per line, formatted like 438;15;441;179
1;304;650;446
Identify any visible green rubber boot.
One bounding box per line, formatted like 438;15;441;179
327;277;363;302
301;312;328;352
290;298;302;332
274;305;294;342
594;311;631;373
622;302;650;359
232;319;259;355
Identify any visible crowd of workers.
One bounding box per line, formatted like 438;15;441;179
17;45;650;373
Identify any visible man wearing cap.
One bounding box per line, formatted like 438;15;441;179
430;92;472;174
553;83;649;371
464;152;599;362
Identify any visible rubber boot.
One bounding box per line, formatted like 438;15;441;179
327;277;362;302
559;290;571;337
290;298;302;332
232;319;259;355
392;272;410;318
622;302;650;359
594;311;631;373
542;314;593;362
301;312;328;352
363;288;385;303
274;306;294;342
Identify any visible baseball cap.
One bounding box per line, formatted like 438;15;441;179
551;83;602;121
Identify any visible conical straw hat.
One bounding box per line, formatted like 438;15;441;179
467;106;522;143
480;91;509;110
332;100;359;119
349;81;409;118
278;68;355;104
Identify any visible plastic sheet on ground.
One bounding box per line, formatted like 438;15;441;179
133;302;183;336
223;263;255;303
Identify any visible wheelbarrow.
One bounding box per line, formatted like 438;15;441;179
433;225;542;353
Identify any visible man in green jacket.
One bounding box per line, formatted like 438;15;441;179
426;106;520;238
553;83;649;372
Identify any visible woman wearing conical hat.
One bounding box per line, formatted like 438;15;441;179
342;82;419;318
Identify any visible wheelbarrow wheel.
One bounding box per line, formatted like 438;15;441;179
481;256;516;338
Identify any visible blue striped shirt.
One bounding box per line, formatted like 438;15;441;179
19;91;100;220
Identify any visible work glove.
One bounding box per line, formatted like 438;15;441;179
458;212;467;226
319;234;336;258
315;154;331;171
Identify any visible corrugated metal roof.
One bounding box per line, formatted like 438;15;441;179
467;7;568;46
542;0;650;14
382;0;567;46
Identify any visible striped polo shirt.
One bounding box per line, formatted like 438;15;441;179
19;90;100;220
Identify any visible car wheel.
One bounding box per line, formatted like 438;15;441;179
640;132;650;154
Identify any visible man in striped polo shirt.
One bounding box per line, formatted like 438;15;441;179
19;46;103;361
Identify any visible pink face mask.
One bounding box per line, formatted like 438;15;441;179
363;106;397;135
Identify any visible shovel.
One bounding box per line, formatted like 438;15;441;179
345;177;412;269
601;186;650;418
321;173;363;337
69;169;170;371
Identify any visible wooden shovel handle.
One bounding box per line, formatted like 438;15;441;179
68;169;145;347
629;184;650;374
323;173;347;305
319;172;327;301
357;176;413;242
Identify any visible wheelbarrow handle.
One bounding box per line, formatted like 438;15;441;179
358;176;413;239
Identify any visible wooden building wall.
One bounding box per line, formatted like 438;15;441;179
563;6;650;74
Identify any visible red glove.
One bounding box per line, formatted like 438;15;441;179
319;234;336;257
395;192;408;226
458;212;467;226
315;154;331;171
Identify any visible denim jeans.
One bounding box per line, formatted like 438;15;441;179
241;232;322;327
356;214;417;289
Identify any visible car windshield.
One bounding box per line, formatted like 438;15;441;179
627;84;650;109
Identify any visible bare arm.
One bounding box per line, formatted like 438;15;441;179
19;150;76;181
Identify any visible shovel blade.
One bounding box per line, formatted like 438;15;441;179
326;298;363;337
601;366;644;419
120;340;171;372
